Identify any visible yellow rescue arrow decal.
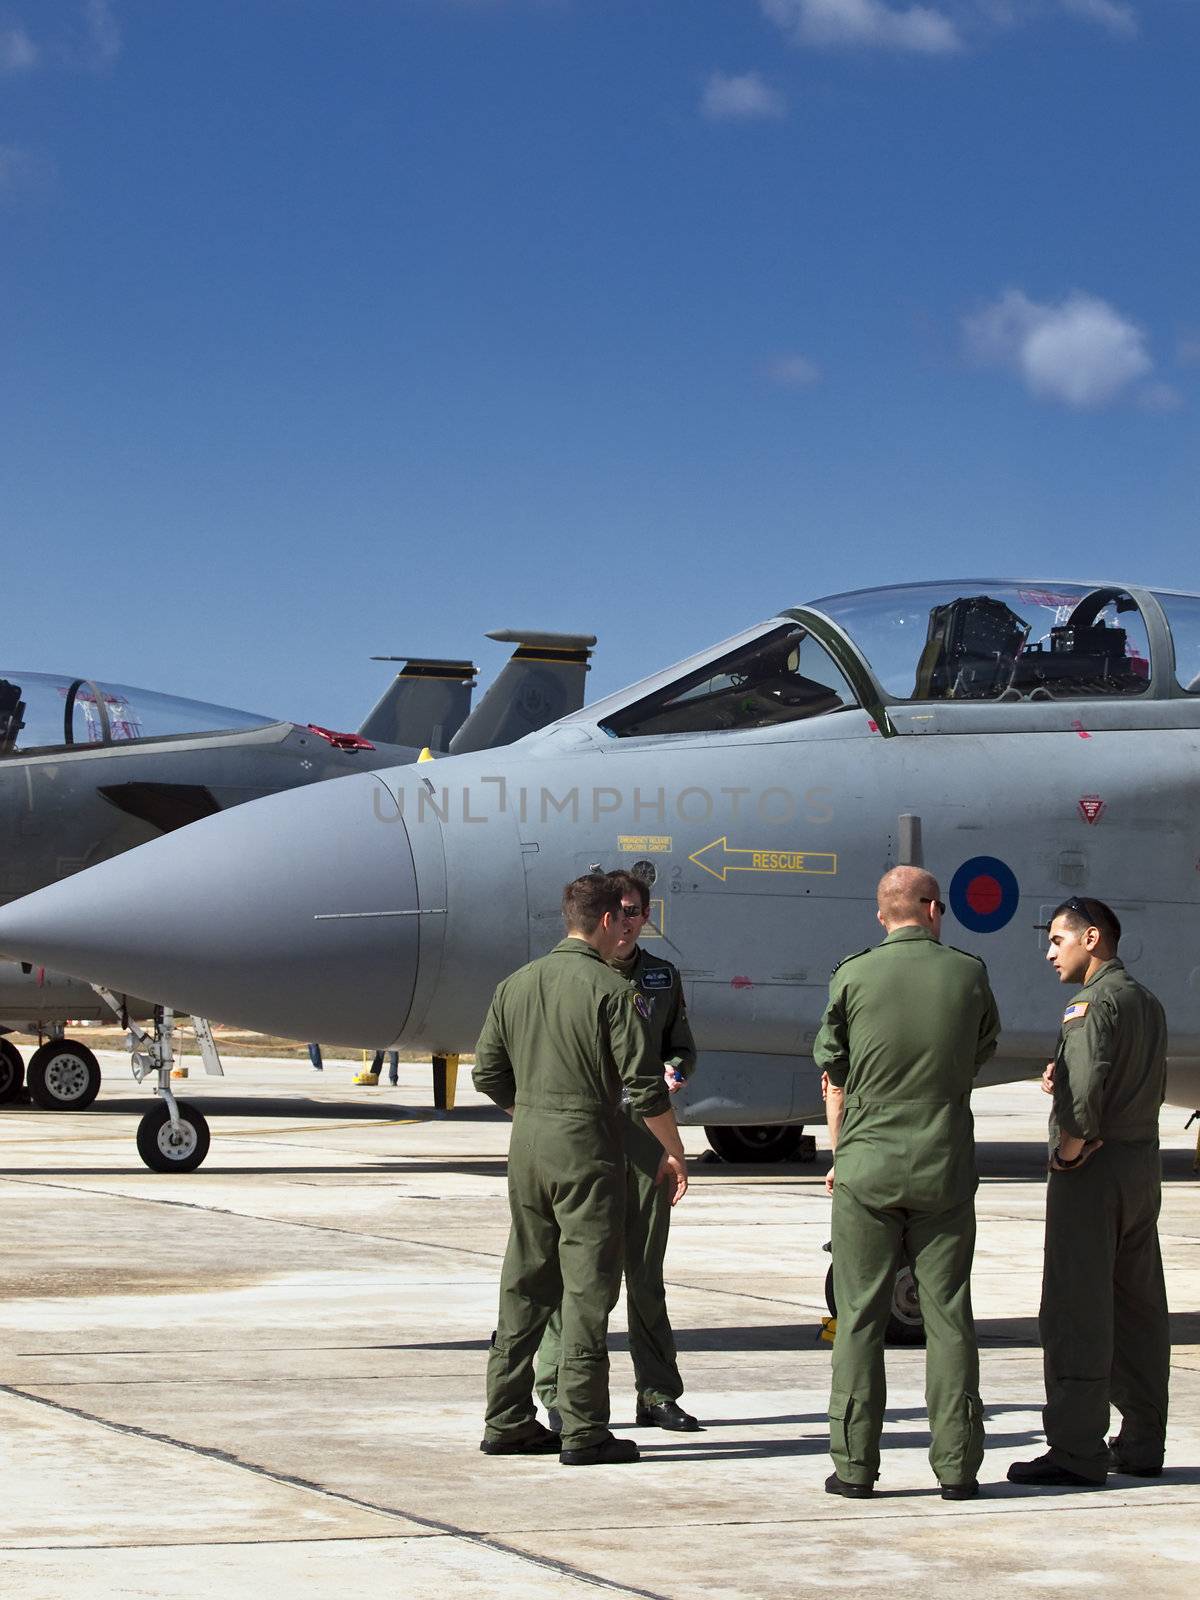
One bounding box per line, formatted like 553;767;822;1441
688;837;838;883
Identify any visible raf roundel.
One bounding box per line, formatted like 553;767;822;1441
948;855;1020;934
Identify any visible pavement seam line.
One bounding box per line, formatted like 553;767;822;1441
0;1383;670;1600
0;1175;505;1263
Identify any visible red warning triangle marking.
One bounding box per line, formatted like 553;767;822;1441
1078;796;1105;824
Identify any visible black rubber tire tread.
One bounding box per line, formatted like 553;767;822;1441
136;1102;211;1172
703;1123;806;1163
0;1038;24;1103
823;1263;927;1346
26;1040;102;1110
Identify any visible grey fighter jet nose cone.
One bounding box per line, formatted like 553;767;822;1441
0;773;421;1047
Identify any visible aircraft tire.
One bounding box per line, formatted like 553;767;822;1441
704;1123;806;1163
824;1263;926;1346
0;1038;24;1103
136;1103;211;1172
26;1040;102;1110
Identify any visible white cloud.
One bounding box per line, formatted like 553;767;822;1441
1059;0;1138;38
765;353;823;387
761;0;964;54
964;288;1155;409
0;25;38;71
74;0;121;70
0;3;121;74
702;70;787;121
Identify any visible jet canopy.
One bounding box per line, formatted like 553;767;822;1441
806;581;1200;703
585;580;1200;743
0;672;276;757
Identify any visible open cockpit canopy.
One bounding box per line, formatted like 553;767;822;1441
0;672;276;757
589;581;1200;742
808;582;1200;703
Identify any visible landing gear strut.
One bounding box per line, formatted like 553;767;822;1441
93;993;212;1173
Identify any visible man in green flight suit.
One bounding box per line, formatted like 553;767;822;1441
535;869;701;1434
1009;896;1169;1489
814;865;1000;1500
473;874;690;1467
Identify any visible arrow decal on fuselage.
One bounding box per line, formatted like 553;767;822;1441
688;838;838;883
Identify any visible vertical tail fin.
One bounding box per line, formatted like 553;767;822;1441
448;630;596;755
358;658;477;752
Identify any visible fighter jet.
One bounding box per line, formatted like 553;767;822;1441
0;629;595;1114
0;580;1196;1175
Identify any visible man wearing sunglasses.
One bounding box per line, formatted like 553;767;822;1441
1008;896;1169;1489
535;868;701;1434
814;865;1000;1501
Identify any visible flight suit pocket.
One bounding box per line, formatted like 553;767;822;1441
936;1392;985;1484
828;1391;873;1480
828;1393;851;1457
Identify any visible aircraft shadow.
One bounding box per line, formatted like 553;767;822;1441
718;1142;1197;1183
81;1097;501;1123
0;1161;509;1178
631;1436;827;1462
978;1310;1200;1347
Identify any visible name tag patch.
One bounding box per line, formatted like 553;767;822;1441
1063;1001;1089;1023
640;968;672;991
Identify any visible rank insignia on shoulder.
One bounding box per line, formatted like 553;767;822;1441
634;994;652;1021
831;948;870;975
1063;1001;1089;1022
640;968;672;991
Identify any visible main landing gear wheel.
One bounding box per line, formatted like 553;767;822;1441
26;1040;102;1110
0;1038;24;1103
824;1263;926;1346
136;1103;211;1172
704;1123;810;1163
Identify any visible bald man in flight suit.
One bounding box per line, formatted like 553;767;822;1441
814;866;1000;1500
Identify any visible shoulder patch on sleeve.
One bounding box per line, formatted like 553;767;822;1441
831;947;871;975
1063;1000;1089;1023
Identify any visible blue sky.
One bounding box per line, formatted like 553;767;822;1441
2;0;1196;727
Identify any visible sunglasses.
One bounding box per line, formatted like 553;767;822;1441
619;904;648;919
922;897;946;915
1040;896;1121;941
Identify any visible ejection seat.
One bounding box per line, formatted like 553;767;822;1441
911;597;1031;700
0;679;26;754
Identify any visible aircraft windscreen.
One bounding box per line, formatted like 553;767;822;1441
808;583;1151;703
1153;592;1200;693
599;623;858;738
0;671;276;755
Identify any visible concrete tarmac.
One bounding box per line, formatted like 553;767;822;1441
0;1054;1196;1598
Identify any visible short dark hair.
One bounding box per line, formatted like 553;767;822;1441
562;873;621;934
1052;896;1121;947
607;869;650;915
